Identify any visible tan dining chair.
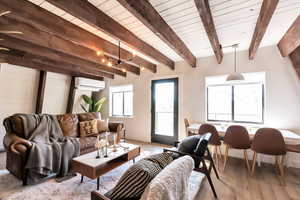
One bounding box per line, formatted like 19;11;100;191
251;128;286;185
223;125;251;172
198;123;222;169
184;118;193;137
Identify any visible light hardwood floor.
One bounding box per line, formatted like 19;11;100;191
0;141;299;200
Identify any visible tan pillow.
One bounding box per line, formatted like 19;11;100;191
80;119;98;137
97;119;109;133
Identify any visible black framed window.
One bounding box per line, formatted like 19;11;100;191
207;82;264;123
110;85;133;117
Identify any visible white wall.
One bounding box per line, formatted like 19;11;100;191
0;64;39;149
101;45;300;167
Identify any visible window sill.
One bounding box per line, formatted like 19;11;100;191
109;116;133;119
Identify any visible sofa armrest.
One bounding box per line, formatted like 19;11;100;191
3;132;32;155
108;122;125;142
91;191;110;200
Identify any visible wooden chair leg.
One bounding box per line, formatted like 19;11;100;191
206;147;220;179
223;144;229;172
201;159;218;199
251;152;257;175
243;150;250;173
215;145;220;170
278;155;286;186
218;146;223;163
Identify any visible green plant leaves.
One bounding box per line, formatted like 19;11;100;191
82;95;93;105
81;95;106;113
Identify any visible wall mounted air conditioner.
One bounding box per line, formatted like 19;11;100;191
75;77;105;91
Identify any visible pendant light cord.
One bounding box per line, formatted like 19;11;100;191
234;45;237;73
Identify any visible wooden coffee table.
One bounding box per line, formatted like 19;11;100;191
71;143;140;190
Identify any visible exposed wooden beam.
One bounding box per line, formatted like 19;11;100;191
46;0;175;69
0;16;138;75
0;0;156;73
249;0;279;60
36;71;47;114
0;51;105;81
0;34;124;78
278;15;300;57
117;0;196;68
66;76;76;113
194;0;223;64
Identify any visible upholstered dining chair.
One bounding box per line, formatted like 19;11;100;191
223;125;251;172
251;128;286;185
198;123;222;169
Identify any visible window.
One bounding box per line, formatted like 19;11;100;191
110;85;133;117
206;73;265;123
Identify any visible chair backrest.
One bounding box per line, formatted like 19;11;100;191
198;124;221;145
251;128;286;155
194;133;212;157
224;125;251;149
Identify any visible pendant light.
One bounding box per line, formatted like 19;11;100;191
226;44;244;81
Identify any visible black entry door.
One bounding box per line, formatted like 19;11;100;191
151;78;178;145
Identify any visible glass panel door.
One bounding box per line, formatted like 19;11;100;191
151;78;178;145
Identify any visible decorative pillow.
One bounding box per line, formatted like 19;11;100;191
143;152;173;169
79;119;98;137
97;119;109;133
106;159;162;200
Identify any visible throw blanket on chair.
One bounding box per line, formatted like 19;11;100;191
140;156;194;200
17;114;80;183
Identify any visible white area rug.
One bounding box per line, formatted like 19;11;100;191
0;146;205;200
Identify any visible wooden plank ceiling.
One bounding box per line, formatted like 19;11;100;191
0;0;299;80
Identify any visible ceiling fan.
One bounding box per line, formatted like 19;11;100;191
0;11;23;51
115;41;136;65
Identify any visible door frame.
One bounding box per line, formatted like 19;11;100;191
151;77;179;145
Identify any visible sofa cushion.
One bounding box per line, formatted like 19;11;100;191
106;159;162;200
80;119;98;137
78;112;101;122
97;119;109;133
56;114;79;137
79;136;97;152
9;115;25;138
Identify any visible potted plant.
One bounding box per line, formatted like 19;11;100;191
81;95;106;113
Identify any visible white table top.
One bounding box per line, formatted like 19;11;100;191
188;123;300;140
72;143;139;168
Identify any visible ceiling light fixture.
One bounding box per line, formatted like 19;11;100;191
141;66;145;71
226;44;244;82
107;61;112;67
96;51;101;56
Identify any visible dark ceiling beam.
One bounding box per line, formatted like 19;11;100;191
0;51;105;81
0;16;139;75
117;0;196;68
278;15;300;57
46;0;175;69
249;0;279;60
0;0;156;73
194;0;223;64
0;34;124;77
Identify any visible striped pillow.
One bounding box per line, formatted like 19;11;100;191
143;152;173;168
107;159;162;200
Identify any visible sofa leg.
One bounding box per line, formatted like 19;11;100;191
23;169;28;186
81;175;84;183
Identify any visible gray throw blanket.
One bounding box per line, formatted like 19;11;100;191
17;114;80;183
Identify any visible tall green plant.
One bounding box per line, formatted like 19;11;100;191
81;95;106;113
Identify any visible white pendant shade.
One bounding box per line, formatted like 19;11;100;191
226;72;245;81
226;44;245;82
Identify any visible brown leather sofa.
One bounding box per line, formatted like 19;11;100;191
3;112;125;181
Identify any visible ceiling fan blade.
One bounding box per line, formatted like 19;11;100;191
0;47;9;51
0;31;23;34
0;11;11;17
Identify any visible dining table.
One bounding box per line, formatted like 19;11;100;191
187;123;300;167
